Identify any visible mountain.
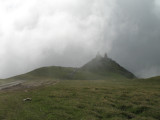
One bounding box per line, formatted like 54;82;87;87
8;53;136;80
81;53;136;79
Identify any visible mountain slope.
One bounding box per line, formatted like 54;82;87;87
81;54;136;79
8;54;136;80
10;66;75;80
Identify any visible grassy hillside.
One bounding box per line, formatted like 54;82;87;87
8;55;136;81
10;66;128;81
82;55;135;79
0;78;160;120
10;66;75;80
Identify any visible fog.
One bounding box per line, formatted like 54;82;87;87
0;0;160;78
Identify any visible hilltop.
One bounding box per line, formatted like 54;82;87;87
81;53;135;79
8;53;136;80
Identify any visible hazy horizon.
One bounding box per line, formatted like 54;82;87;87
0;0;160;79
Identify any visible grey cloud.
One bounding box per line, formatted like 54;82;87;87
0;0;114;78
108;0;160;78
0;0;160;78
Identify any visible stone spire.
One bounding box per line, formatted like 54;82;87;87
104;53;108;58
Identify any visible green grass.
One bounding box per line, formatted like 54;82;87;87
0;78;160;120
8;55;136;81
8;65;134;81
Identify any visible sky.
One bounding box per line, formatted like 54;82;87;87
0;0;160;78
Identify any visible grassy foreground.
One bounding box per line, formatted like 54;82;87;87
0;78;160;120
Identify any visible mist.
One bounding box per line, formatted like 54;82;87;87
0;0;160;78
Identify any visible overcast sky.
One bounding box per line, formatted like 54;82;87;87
0;0;160;78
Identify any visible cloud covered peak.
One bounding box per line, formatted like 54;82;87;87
0;0;160;78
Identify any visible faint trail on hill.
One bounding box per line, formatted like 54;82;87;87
0;81;24;90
